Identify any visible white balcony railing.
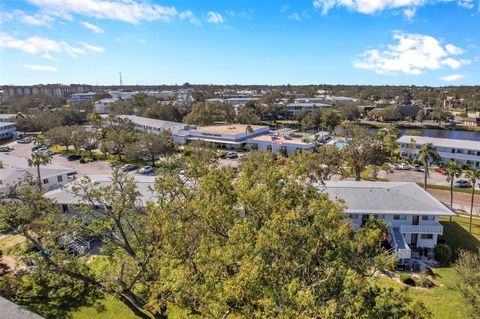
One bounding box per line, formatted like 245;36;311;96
400;224;443;235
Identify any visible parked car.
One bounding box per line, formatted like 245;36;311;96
0;146;13;152
453;180;470;188
66;154;82;161
434;168;445;175
32;145;45;152
17;138;31;144
397;163;411;170
226;152;238;159
414;165;423;172
138;166;154;174
33;147;48;153
121;164;137;172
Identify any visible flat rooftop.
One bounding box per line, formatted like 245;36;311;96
248;134;314;145
195;124;269;135
397;135;480;151
321;181;454;216
119;115;186;130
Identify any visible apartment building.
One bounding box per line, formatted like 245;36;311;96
118;115;189;137
322;181;454;260
1;84;93;100
246;129;319;155
71;92;96;104
285;102;331;115
0;154;76;191
397;135;480;168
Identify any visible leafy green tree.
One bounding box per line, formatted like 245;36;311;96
74;126;101;156
377;128;399;162
46;126;73;151
183;102;235;125
136;132;175;166
453;249;480;318
301;109;341;132
337;105;360;121
27;152;51;192
293;145;345;181
338;124;387;181
418;143;440;190
465;168;480;233
103;129;135;161
149;153;429;318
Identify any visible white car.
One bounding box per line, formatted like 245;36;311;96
398;163;411;170
138;166;154;174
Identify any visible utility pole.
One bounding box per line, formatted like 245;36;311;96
119;72;123;86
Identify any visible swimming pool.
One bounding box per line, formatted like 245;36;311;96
335;141;348;149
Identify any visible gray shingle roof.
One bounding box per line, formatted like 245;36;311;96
321;181;454;216
0;297;45;319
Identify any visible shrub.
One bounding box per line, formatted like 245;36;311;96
422;267;435;277
434;244;452;264
416;275;434;288
400;273;416;286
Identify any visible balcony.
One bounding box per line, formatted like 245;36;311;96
388;227;411;260
400;224;443;235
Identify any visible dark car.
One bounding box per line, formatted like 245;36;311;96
121;164;137;172
453;180;470;188
66;154;82;161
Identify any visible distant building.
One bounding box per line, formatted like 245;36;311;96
247;132;317;155
0;154;76;191
144;90;176;100
397;135;480;168
285;102;331;115
206;97;259;106
325;95;360;105
108;90;138;100
1;84;92;100
463;117;480;127
0;122;17;140
94;98;117;114
71;92;96;104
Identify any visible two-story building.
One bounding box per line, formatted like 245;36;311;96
71;92;96;104
397;135;480;168
118;115;189;137
322;181;455;260
246;129;321;155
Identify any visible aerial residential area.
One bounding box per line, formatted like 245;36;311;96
1;1;480;319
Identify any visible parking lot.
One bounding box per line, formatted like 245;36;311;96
3;140;113;177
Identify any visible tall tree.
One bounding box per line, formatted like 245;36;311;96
453;249;480;319
27;152;51;192
184;102;235;125
445;161;462;211
46;126;74;152
338;124;387;181
465;168;480;233
418;143;440;190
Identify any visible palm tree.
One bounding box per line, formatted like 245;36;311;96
418;143;439;190
408;137;417;164
445;161;461;221
28;152;51;192
465;168;480;233
16;112;27;137
245;125;254;137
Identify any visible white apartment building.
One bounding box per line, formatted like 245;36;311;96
285;102;331;115
118;115;189;136
0;121;17;140
177;124;269;150
71;92;96;104
0;154;76;191
323;181;454;260
94;98;117;114
397;135;480;168
108;90;138;100
206;97;259;105
246;129;318;155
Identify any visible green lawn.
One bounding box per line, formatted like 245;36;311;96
379;215;480;319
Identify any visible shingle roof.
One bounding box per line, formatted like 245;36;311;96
0;297;45;319
321;181;454;216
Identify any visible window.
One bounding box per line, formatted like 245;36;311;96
57;175;63;182
266;145;272;152
422;215;435;221
349;214;359;219
43;178;49;184
421;234;434;240
393;215;406;220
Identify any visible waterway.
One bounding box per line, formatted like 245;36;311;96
398;128;480;141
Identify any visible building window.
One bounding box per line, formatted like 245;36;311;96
422;215;435;221
43;178;49;184
57;175;63;182
266;145;272;152
393;215;407;220
421;234;434;240
349;214;359;219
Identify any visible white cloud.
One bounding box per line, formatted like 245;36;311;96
179;10;201;26
288;12;311;21
0;32;103;58
313;0;476;16
80;42;105;53
4;9;54;26
403;7;417;20
28;0;178;24
440;74;464;81
81;21;104;33
206;11;224;24
445;43;463;54
353;32;467;75
458;0;474;9
24;64;58;71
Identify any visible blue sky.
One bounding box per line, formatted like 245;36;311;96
0;0;479;86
